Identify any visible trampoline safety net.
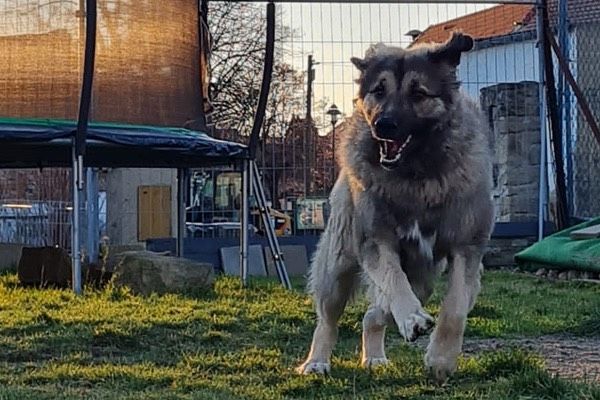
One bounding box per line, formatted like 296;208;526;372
0;0;203;127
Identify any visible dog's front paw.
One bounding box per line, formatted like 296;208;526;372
390;302;435;342
361;356;389;369
424;340;460;384
296;360;330;375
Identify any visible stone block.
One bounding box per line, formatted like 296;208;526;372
220;245;267;276
264;245;309;277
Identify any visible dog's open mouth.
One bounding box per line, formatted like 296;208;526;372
377;135;412;168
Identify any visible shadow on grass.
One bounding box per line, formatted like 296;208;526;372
572;307;600;337
468;303;502;320
2;273;599;399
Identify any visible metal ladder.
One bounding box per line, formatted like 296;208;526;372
241;160;291;289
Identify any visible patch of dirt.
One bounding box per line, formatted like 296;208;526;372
416;335;600;382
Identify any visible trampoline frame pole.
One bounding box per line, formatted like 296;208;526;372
72;0;97;293
176;168;186;258
240;159;249;286
71;151;83;295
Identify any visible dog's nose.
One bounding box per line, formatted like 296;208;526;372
373;117;398;139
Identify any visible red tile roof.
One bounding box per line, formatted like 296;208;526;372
411;4;535;46
545;0;600;26
411;0;600;47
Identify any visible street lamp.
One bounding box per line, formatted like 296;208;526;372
326;104;342;183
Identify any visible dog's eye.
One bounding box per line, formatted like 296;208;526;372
413;88;437;100
369;85;385;97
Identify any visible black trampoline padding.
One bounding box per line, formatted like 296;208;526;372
0;118;248;168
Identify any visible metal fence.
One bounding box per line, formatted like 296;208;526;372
198;0;545;236
552;0;600;220
0;200;72;248
0;168;108;251
7;1;598;245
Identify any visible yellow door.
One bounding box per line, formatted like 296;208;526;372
138;185;171;241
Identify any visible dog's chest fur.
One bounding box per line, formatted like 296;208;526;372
396;220;437;261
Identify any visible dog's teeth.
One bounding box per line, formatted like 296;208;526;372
379;142;387;161
400;135;412;151
379;135;412;165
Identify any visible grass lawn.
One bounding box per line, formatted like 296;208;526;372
0;270;599;399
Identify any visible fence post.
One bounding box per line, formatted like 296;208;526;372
536;0;549;240
557;0;573;217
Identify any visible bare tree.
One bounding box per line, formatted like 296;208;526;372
208;2;337;204
208;2;303;138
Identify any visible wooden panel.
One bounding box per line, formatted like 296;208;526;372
138;186;171;241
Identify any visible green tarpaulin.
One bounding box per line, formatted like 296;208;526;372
515;218;600;272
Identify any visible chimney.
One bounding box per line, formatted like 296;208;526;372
405;29;423;42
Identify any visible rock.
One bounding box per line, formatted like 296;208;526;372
567;270;580;280
104;243;147;272
558;271;569;281
535;268;547;277
581;271;592;280
581;271;598;280
112;251;213;295
547;269;558;280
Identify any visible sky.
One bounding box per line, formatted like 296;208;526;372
274;2;496;132
0;0;506;134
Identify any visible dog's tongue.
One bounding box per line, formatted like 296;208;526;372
385;141;401;158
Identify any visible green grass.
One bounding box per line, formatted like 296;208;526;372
0;271;598;399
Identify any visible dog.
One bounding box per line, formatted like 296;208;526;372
296;32;494;383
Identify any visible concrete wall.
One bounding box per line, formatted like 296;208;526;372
459;39;539;101
106;168;177;246
0;243;23;271
480;81;540;223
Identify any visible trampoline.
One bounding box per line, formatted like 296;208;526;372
0;117;250;293
0;118;248;169
0;0;289;293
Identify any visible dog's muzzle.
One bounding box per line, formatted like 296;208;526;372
372;117;412;169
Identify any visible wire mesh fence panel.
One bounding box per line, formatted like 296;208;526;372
185;167;249;239
0;0;550;248
205;0;542;236
0;200;72;248
0;168;104;251
0;168;72;248
551;0;600;220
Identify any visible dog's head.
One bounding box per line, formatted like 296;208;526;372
351;32;473;170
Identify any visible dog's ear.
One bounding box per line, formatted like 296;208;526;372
429;32;473;67
350;57;369;72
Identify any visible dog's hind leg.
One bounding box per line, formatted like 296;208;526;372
425;247;483;383
296;262;360;375
296;188;359;375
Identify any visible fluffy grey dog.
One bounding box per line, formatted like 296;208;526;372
296;33;494;383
